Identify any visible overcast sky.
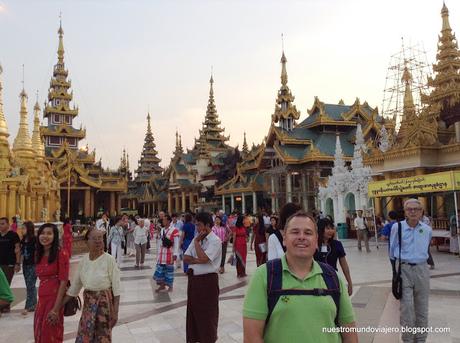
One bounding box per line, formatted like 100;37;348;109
0;0;458;171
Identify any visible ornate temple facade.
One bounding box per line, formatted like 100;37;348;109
0;65;60;222
41;23;127;220
123;76;239;216
364;4;460;218
216;51;392;214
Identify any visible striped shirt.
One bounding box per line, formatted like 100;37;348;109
157;225;180;265
212;225;227;243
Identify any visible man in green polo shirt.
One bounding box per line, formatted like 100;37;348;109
243;212;357;343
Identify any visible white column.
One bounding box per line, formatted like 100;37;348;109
355;192;362;211
271;175;276;213
231;194;235;212
252;192;257;214
222;195;225;211
333;196;339;222
286;173;292;203
337;193;345;223
320;199;326;213
242;193;246;214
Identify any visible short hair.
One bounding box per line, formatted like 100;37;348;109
388;211;398;220
404;198;422;209
195;212;213;227
164;214;172;222
284;210;317;232
171;213;178;218
278;202;302;231
0;217;9;224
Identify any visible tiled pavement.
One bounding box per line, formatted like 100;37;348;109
1;239;460;342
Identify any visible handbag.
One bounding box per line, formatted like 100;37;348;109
64;281;82;316
227;253;237;266
391;222;403;300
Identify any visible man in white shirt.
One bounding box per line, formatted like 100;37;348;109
354;210;370;252
184;212;222;343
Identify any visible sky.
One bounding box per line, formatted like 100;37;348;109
0;0;458;171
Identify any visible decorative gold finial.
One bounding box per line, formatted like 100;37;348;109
209;70;214;96
280;35;288;86
146;112;152;134
31;92;45;158
441;2;451;31
13;82;33;154
57;15;65;62
0;63;8;138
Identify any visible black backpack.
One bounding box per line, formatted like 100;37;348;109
266;258;341;326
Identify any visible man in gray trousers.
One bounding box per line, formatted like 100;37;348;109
389;198;432;343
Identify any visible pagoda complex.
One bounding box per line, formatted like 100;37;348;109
41;22;127;220
216;50;393;214
0;65;60;221
122;113;167;216
365;3;460;218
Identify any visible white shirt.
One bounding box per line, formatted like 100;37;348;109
267;234;285;261
133;225;149;245
67;253;121;297
354;216;366;230
185;231;222;275
96;218;109;233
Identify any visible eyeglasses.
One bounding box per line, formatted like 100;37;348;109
405;207;422;212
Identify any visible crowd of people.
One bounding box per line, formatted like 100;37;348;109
0;197;447;342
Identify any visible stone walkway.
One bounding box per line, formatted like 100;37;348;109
1;239;460;342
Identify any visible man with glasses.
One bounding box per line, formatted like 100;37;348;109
389;199;432;343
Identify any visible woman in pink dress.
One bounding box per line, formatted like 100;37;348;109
62;218;73;258
34;223;69;343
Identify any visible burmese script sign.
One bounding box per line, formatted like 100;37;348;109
368;171;458;198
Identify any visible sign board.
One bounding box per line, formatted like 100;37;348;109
368;171;458;198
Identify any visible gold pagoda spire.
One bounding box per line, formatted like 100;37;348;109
441;2;451;31
0;64;8;139
398;64;416;140
281;51;288;86
57;17;65;64
0;64;11;177
13;86;33;155
31;92;45;158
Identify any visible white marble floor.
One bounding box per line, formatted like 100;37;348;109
1;239;460;342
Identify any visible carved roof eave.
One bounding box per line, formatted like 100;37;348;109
43;106;79;117
307;96;326;115
273;143;346;164
42;127;86;139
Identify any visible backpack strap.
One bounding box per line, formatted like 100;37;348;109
318;262;341;327
274;230;286;252
266;258;283;325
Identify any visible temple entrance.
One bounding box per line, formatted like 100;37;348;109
344;192;356;213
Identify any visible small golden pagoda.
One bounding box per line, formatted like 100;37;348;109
0;65;60;222
365;4;460;218
40;22;127;220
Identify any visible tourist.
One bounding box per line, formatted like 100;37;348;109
62;218;73;257
0;268;14;314
34;223;69;343
267;216;285;261
133;218;149;269
231;215;248;278
250;214;267;266
172;213;184;269
64;228;121;342
21;221;37;315
314;218;353;295
0;216;21;313
126;215;136;257
107;215;125;266
450;209;459;254
184;212;222;343
243;211;357;343
181;213;196;273
354;210;371;252
153;214;180;292
390;198;432;343
96;212;110;252
212;215;231;273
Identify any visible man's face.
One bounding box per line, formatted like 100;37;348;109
284;216;318;259
404;203;423;222
122;215;128;226
172;217;177;223
357;211;363;217
196;221;209;235
159;212;165;220
163;217;170;227
0;220;9;233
